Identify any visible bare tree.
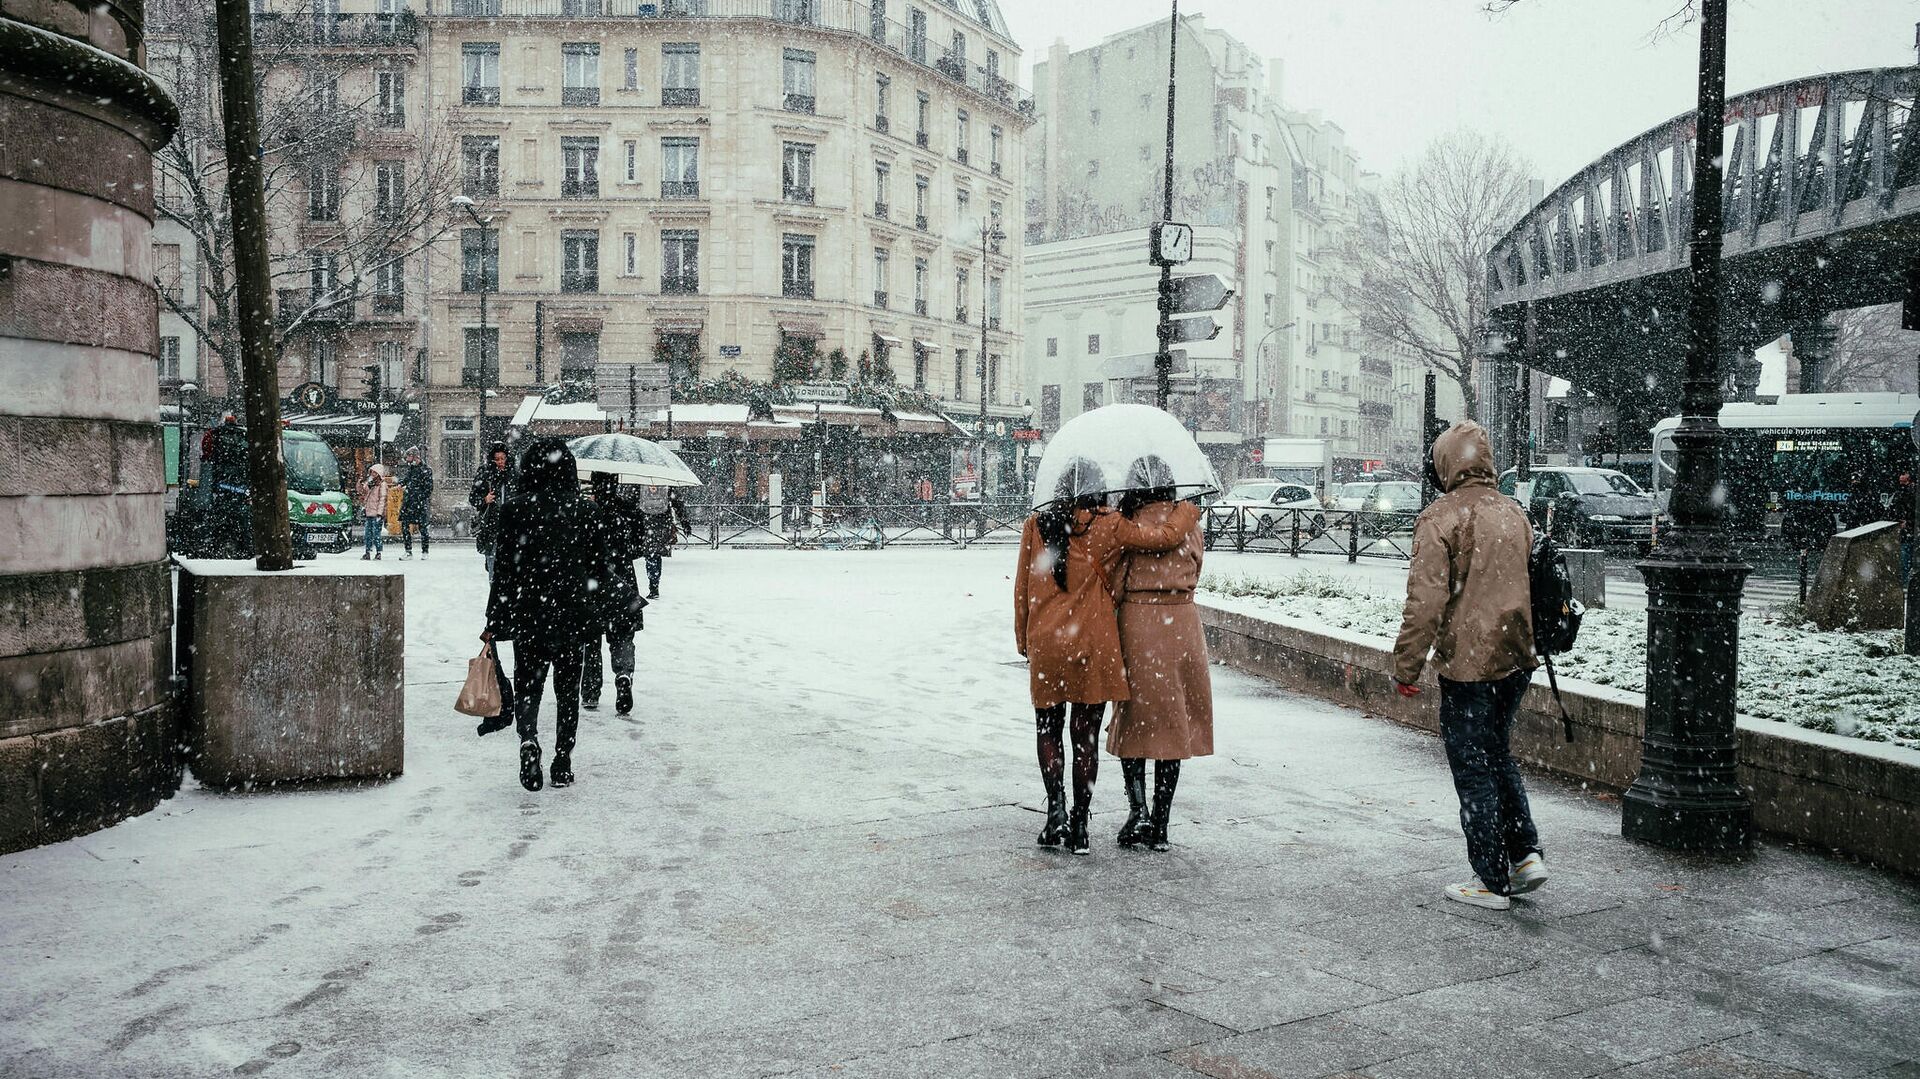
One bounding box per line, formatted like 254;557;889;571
1824;304;1920;393
149;0;459;401
1339;130;1534;422
1483;0;1699;38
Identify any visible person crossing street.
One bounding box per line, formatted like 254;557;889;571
398;448;434;559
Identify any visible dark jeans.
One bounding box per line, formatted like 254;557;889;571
401;521;430;554
1439;669;1541;894
644;555;663;594
512;639;583;756
580;619;637;704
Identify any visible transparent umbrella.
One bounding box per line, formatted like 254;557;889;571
1031;403;1220;509
566;433;702;487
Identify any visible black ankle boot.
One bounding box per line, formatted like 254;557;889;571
550;749;574;788
1117;759;1149;847
1149;760;1181;851
615;676;633;716
519;741;544;792
1037;794;1068;847
476;715;512;737
1067;806;1091;856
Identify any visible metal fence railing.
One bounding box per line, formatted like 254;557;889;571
1201;505;1420;563
685;501;1026;550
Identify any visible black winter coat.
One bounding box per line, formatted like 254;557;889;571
484;491;614;646
400;463;435;523
590;496;647;629
468;465;513;554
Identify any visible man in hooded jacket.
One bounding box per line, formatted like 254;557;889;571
1392;420;1548;911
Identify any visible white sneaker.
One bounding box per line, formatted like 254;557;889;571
1444;881;1511;910
400;552;414;560
1510;852;1548;895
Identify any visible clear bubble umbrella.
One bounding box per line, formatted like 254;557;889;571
566;433;702;487
1031;403;1220;509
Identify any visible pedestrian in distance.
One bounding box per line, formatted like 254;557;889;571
483;437;616;792
398;447;434;560
1104;457;1210;853
1014;458;1201;857
580;472;647;716
358;463;392;561
1393;420;1548;911
635;485;691;599
469;440;514;576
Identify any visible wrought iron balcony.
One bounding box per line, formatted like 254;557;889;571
661;87;700;106
873;114;888;134
914;299;928;316
872;290;888;308
562;86;600;106
661;274;699;295
783;186;815;204
916;130;929;148
783;93;815;114
252;10;419;48
873;201;889;219
561;179;600;199
782;279;814;299
660;180;700;199
461;85;500;106
560;271;599;293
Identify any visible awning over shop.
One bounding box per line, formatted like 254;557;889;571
875;333;906;348
913;339;943;352
511;396;962;440
281;411;403;443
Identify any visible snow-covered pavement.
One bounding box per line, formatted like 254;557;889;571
3;548;1918;1078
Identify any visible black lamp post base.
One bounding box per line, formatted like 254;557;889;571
1622;784;1752;851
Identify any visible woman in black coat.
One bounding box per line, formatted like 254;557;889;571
483;438;614;791
580;472;646;715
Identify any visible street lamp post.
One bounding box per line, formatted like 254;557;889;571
978;216;1005;498
1251;320;1296;434
452;196;493;457
1622;0;1752;851
175;381;197;485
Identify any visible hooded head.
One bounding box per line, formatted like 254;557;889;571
1429;420;1496;493
516;437;578;499
590;471;620;503
487;441;511;472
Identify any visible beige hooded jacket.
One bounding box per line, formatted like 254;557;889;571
1391;421;1538;685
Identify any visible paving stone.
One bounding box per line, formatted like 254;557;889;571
1599;1044;1828;1078
1358;1025;1622;1079
1531;994;1758;1066
1165;1014;1418;1079
1150;960;1392;1034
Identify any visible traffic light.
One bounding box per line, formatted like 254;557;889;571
1159;273;1233;344
361;363;382;399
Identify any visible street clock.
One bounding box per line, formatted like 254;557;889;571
1149;221;1193;266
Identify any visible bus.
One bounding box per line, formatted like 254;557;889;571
1650;393;1917;547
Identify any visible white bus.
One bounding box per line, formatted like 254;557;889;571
1651;393;1917;544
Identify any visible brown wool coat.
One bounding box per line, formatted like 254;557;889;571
1392;421;1539;686
1104;501;1214;761
1014;506;1198;709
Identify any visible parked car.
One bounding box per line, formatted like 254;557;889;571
1333;481;1424;513
1497;466;1657;550
1215;479;1326;535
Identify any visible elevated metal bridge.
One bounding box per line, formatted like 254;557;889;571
1486;66;1920;414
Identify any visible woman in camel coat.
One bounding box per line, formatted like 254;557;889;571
1014;474;1200;856
1105;477;1213;853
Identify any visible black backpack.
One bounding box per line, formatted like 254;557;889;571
1528;529;1586;740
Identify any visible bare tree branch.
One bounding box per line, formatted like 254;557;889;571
1823;305;1920;392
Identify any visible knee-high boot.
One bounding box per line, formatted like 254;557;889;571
1117;759;1150;847
1149;760;1181;852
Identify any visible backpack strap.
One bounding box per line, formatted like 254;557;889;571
1544;656;1574;742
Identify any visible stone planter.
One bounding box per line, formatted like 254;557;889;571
176;559;404;787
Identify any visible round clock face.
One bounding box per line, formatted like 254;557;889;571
1165;226;1192;262
298;384;326;410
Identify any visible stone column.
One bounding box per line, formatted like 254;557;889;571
0;0;181;852
1791;320;1838;394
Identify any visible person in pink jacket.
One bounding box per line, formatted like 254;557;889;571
358;463;392;560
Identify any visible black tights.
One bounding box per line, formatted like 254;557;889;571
1153;759;1181;805
1036;703;1103;811
513;640;583;757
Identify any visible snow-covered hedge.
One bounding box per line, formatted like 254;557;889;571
1200;570;1920;750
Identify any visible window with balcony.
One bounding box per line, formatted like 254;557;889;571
869;0;886;42
306;165;340;221
912;258;930;315
662;42;700;105
559;331;598;385
559;0;602;13
661;229;699;294
953;266;969;322
907;6;927;63
460;43;499;106
562;43;600;106
374;254;403;313
955;187;969;221
913;175;929;230
659;331;700;380
872;247;889;308
560;230;599;293
660;137;699;198
912;344;927;389
622;231;637;275
1087;334;1100;355
915;91;930;147
311;338;338;384
781;233;814;299
561;137;599;198
460;228;497;292
989;126;1002;176
307;251;339;309
781;142;814;203
953;348;967;399
451;0;501;13
1045;337;1057;357
307;71;339;112
874;73;890;132
623;139;637;182
775;0;816;23
988;201;1003;250
373;160;403;222
954;109;970;165
873;161;890;217
376;69;405;126
942;31;966;81
461;136;499;197
781;48;815;113
463;327;498;387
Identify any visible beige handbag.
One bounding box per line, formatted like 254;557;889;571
455;643;503;717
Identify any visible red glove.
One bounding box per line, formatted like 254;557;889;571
1395;682;1421;698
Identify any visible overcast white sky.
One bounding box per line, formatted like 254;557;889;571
1000;0;1919;185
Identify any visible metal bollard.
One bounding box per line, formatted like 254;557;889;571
1348;511;1360;563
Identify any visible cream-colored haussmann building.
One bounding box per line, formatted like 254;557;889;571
421;0;1032;503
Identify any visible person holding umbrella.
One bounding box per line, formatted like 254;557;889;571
635;485;691;599
1105;455;1212;852
566;432;701;599
580;472;646;716
483;437;615;791
1014;456;1201;856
